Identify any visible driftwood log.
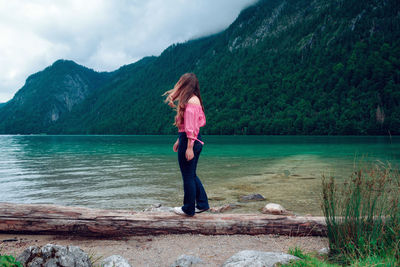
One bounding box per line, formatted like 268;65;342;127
0;202;326;237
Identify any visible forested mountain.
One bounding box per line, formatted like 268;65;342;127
0;60;112;134
1;0;399;135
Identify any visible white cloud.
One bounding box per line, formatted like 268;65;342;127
0;0;257;102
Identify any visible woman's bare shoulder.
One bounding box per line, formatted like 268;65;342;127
188;95;201;105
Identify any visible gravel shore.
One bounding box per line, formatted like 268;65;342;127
1;233;327;266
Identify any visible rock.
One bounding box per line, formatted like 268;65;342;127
318;247;329;255
239;194;266;202
170;254;204;267
262;203;287;215
17;244;92;267
222;250;300;267
30;257;44;267
143;203;174;212
209;204;233;213
16;246;40;264
102;255;131;267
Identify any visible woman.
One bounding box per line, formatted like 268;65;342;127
164;73;209;216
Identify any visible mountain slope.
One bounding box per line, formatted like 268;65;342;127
0;60;112;134
1;0;399;135
55;0;399;135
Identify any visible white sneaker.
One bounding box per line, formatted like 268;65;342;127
195;208;209;213
173;207;187;216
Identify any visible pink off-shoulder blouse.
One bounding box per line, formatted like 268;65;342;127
178;103;206;145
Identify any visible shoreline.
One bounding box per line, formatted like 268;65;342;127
0;233;328;266
0;203;329;265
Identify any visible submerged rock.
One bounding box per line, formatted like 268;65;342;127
222;250;299;267
239;194;266;202
262;203;287;215
143;203;174;212
209;204;233;213
210;203;243;213
283;169;290;177
208;196;226;201
170;254;204;267
17;244;92;267
102;255;131;267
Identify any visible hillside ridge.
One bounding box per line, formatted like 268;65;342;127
0;0;399;135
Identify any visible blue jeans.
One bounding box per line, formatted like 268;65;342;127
178;132;209;216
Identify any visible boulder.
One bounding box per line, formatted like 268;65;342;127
262;203;287;215
222;250;299;267
101;255;131;267
16;246;40;265
17;244;92;267
170;254;204;267
239;194;266;202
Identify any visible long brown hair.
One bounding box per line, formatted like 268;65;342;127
163;73;204;128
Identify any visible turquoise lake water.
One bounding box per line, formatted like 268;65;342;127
0;135;398;215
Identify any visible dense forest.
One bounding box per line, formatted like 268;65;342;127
0;60;111;134
0;0;399;135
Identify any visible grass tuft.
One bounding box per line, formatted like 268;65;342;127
321;160;400;265
283;247;340;267
0;254;23;267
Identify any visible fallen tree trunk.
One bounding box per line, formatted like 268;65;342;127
0;202;326;237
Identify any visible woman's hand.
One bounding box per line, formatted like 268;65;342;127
185;147;194;161
173;139;179;152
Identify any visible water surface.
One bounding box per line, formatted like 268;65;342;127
0;135;398;215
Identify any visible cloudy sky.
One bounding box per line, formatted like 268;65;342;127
0;0;257;102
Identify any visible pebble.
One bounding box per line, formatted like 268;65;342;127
170;254;204;267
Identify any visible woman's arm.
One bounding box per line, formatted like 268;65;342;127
185;137;194;161
185;96;201;161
